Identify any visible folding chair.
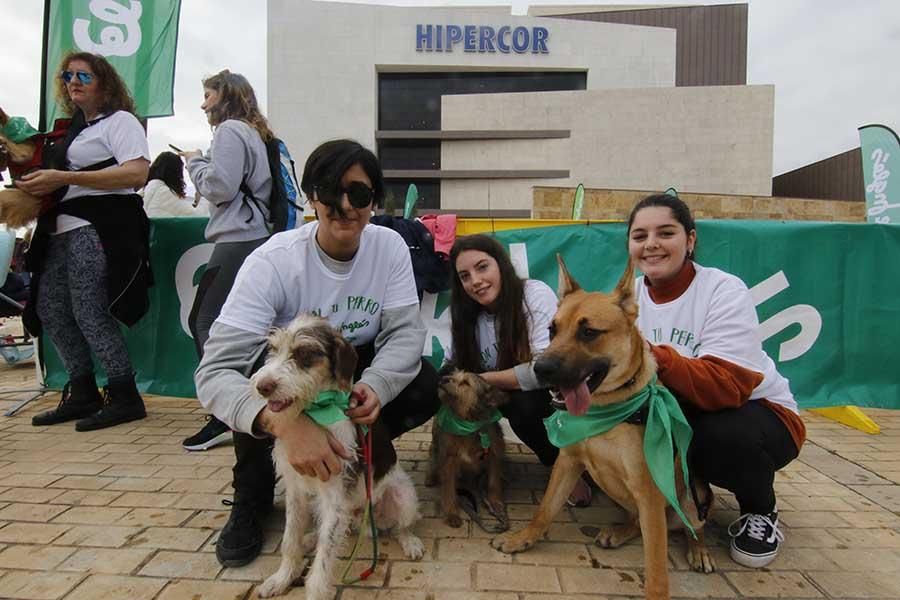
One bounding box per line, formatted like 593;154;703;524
0;227;49;416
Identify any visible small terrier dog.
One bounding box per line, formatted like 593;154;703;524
252;314;424;599
426;370;509;532
0;107;46;228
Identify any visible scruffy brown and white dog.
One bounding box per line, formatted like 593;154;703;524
252;314;424;599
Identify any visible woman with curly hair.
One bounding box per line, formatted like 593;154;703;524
18;51;152;431
179;70;274;451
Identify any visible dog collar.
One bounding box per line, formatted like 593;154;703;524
304;389;353;427
543;376;697;537
435;404;501;449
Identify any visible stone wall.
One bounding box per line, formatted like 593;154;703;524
533;187;866;222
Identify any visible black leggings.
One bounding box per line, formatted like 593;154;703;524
501;389;558;467
232;342;440;503
188;238;268;359
685;400;799;515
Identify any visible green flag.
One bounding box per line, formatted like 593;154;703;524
40;0;181;129
404;183;419;219
859;124;900;224
571;183;584;219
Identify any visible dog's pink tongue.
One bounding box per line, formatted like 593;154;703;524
561;381;591;416
267;399;288;413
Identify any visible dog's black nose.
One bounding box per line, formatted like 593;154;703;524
533;355;561;383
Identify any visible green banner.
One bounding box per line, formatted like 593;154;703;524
859;124;900;224
43;219;900;410
42;0;181;128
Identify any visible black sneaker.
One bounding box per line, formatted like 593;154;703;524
728;510;784;568
216;498;269;567
183;415;232;451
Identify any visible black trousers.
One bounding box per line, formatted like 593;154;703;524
231;342;440;503
685;400;799;515
500;389;558;467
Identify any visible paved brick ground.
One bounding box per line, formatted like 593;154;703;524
1;348;900;599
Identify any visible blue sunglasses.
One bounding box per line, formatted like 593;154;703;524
61;70;94;85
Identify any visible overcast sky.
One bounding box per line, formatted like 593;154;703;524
1;0;897;178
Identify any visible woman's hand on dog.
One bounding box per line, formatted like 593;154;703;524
266;412;352;482
346;383;381;426
17;169;69;195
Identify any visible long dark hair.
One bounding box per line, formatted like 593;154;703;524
626;193;697;259
147;151;186;198
449;234;531;372
55;51;136;117
202;70;274;142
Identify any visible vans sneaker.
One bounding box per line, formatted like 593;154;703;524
183;415;232;451
728;510;784;568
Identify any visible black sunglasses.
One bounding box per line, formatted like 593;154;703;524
314;181;374;209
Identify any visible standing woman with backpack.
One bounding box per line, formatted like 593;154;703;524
180;70;273;451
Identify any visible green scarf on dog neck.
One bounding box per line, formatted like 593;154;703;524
435;404;502;449
543;376;696;537
304;389;353;427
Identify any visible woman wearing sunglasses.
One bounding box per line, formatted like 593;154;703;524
18;51;152;432
178;70;274;453
195;139;440;568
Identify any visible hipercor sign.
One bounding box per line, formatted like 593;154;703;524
415;24;550;54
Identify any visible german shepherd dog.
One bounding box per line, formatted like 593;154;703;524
491;257;713;600
426;370;509;532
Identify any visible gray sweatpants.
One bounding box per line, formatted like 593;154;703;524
35;226;133;381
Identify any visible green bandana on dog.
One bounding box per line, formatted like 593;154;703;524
304;389;353;427
543;376;696;536
0;117;40;144
435;404;502;449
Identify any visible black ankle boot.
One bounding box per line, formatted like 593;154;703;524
215;497;273;567
75;375;146;432
32;374;103;426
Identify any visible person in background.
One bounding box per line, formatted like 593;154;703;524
17;51;152;431
626;193;805;568
179;70;273;452
141;151;205;218
446;234;593;507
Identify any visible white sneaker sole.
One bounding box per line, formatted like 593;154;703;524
183;429;233;452
730;543;778;568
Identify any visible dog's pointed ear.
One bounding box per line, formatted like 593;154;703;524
615;259;638;318
331;337;358;390
557;254;581;298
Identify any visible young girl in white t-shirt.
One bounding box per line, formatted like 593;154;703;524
447;234;593;506
627;193;805;569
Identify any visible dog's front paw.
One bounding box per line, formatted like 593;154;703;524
398;532;425;560
444;513;464;528
257;572;293;598
686;539;716;573
490;529;537;554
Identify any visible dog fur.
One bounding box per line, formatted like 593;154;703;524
0;108;45;228
491;257;713;600
251;314;424;599
426;369;509;530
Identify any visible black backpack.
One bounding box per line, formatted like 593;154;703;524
240;137;303;233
